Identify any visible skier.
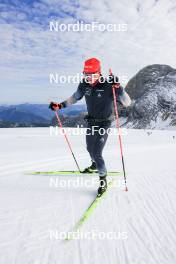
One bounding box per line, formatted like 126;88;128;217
49;58;131;195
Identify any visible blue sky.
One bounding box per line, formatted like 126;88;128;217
0;0;176;104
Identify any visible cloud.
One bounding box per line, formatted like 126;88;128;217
0;0;176;104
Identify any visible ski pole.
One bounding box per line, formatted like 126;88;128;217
55;111;81;172
110;69;128;192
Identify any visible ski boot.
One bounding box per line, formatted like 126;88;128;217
97;176;107;196
82;161;98;173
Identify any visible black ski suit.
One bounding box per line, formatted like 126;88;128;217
62;78;131;176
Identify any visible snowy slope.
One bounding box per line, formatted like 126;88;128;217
0;128;176;264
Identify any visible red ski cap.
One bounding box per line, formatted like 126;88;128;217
83;58;101;73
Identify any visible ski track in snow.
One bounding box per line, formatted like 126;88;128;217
0;128;176;264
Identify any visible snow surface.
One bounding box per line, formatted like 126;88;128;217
0;127;176;264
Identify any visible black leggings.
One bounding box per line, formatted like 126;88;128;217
86;122;111;176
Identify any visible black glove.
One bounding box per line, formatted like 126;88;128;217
108;75;123;94
49;102;63;111
108;75;119;84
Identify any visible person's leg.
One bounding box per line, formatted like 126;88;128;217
92;124;110;196
84;124;97;171
92;125;109;176
86;124;96;161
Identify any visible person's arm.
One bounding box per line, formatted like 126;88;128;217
49;83;84;111
117;86;131;107
62;82;84;107
109;74;131;108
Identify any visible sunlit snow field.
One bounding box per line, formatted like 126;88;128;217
0;127;176;264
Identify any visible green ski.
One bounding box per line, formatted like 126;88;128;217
28;170;121;176
65;180;114;241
